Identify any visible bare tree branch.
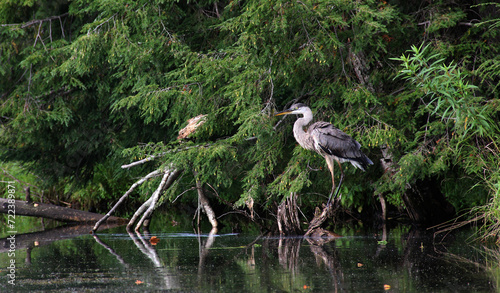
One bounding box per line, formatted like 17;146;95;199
0;13;69;28
92;169;163;232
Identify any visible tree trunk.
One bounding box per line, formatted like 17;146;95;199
348;47;374;92
403;178;456;227
0;198;126;223
277;192;302;235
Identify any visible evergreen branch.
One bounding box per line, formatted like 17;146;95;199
33;87;73;101
88;13;117;35
122;133;255;170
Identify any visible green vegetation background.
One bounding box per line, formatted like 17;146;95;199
1;0;499;237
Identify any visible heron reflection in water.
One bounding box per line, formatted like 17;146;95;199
275;103;373;205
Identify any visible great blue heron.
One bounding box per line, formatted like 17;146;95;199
275;103;373;205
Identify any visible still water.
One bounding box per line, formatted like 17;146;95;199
1;223;498;292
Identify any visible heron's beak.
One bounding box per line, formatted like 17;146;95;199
274;109;293;116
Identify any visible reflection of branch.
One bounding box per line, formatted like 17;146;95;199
433;245;488;271
308;242;344;290
126;230;181;290
198;228;218;275
127;230;162;267
0;223;123;253
277;237;301;273
92;234;129;268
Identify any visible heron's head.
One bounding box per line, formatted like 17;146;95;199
274;103;310;116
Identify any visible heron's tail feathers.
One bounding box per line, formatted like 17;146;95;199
350;154;373;171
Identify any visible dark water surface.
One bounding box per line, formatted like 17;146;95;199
1;224;498;292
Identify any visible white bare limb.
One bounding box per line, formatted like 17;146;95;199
196;180;218;229
121;143;213;169
133;168;182;231
92;169;163;231
127;196;153;230
121;155;161;169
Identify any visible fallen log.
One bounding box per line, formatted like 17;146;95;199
0;198;127;223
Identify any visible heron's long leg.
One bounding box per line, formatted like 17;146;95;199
325;156;336;206
327;161;344;206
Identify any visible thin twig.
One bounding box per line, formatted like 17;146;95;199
172;186;197;203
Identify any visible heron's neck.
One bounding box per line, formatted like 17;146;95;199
293;109;315;150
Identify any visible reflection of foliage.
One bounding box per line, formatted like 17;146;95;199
483;245;500;291
2;224;499;291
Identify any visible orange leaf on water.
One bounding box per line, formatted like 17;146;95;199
150;236;160;245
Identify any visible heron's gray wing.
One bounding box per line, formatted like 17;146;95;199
309;121;362;160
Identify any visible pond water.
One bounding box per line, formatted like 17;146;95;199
1;223;499;292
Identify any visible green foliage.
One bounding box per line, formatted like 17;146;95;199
389;43;500;211
394;44;495;137
1;0;500;237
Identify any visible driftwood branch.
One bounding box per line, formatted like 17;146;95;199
127;196;154;230
134;169;181;231
305;196;341;237
92;169;162;232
